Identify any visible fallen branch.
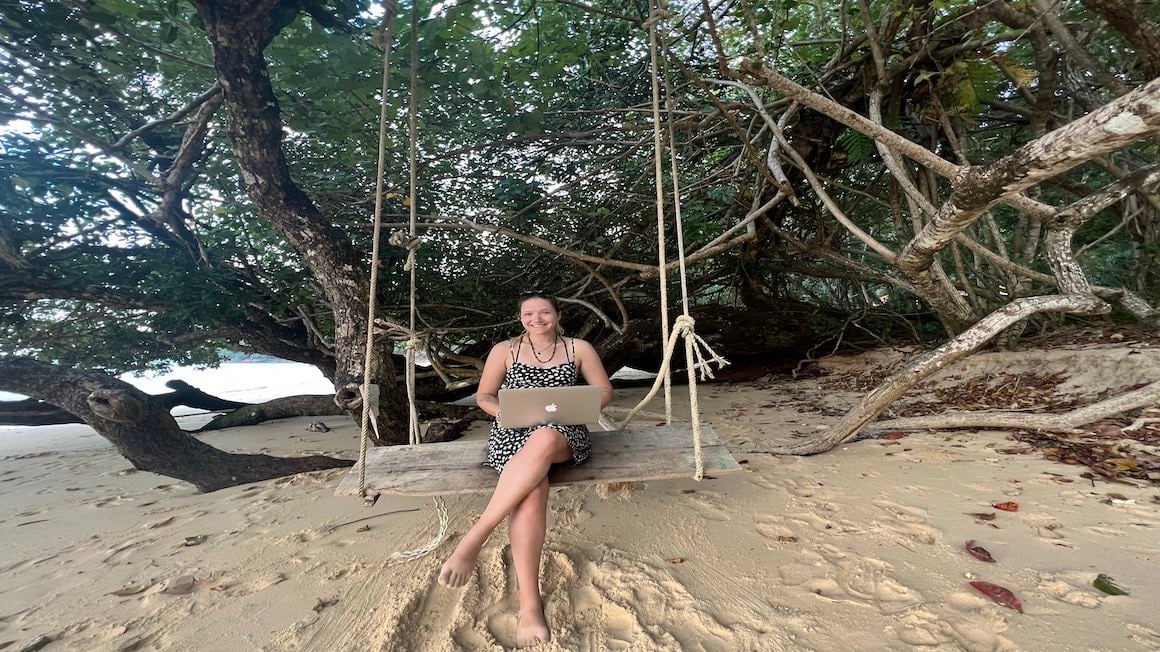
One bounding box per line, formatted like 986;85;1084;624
862;380;1160;434
195;395;344;431
776;293;1110;455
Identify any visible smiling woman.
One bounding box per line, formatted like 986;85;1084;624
437;288;614;646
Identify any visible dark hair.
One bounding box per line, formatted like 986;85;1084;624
518;289;559;310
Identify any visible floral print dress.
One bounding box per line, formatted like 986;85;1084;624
486;337;592;473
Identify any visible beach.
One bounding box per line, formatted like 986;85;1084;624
2;341;1158;651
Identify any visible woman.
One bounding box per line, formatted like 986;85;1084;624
438;290;613;647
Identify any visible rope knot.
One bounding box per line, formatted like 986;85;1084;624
388;231;423;271
642;8;671;29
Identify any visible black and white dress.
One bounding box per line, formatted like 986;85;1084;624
486;337;592;473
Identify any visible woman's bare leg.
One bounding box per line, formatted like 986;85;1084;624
438;428;571;587
509;478;551;647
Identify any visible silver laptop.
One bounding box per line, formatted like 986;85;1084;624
497;386;604;429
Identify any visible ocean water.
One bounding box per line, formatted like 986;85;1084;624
0;361;335;412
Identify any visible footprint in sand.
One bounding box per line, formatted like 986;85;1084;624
871;499;942;544
575;597;639;650
746;474;780;491
686;492;731;522
227;572;288;597
786;511;863;534
1036;571;1103;608
872;499;929;523
1126;623;1160;645
780;548;923;615
831;556;923;614
1025;514;1066;541
754;515;799;543
781;478;822;498
324;561;365;581
103;536;158;563
289;529;325;544
890;608;1019;650
551;493;592;531
891;610;953;646
1085;525;1126;537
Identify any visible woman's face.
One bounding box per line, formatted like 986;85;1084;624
520;297;558;337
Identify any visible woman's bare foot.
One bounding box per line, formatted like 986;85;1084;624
438;535;483;588
516;604;550;648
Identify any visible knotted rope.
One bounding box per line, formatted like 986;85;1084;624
627;0;729;479
357;0;447;563
617;315;728;479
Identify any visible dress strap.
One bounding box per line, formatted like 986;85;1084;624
566;337;575;364
511;336;523;364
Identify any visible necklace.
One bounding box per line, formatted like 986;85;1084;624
528;335;558;364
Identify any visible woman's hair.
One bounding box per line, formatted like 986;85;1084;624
518;289;559;312
516;290;564;337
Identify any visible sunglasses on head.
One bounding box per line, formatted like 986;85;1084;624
519;289;554;300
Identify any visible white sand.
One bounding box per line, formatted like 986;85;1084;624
2;343;1158;651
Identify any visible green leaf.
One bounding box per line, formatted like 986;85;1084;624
1093;574;1129;596
837;129;875;165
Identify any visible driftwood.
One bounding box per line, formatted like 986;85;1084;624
420;405;489;443
861;380;1160;435
777;294;1111;455
0;379;250;426
196;394;344;431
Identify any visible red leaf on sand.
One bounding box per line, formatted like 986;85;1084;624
992;501;1019;512
969;581;1023;613
878;432;908;440
965;540;995;562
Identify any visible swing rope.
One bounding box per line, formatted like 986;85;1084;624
619;0;729;480
404;0;421;448
357;1;448;564
647;3;673;426
357;0;400;497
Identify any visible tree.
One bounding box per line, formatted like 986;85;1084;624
0;358;351;492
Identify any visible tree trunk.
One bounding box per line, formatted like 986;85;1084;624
190;0;410;443
778;294;1111;455
0;358;352;492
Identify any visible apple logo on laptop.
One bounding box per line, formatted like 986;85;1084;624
545;403;558;413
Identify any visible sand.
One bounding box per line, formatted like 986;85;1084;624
2;342;1158;651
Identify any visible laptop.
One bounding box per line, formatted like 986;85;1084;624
497;386;604;429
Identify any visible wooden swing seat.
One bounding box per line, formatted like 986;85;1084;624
334;424;741;496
